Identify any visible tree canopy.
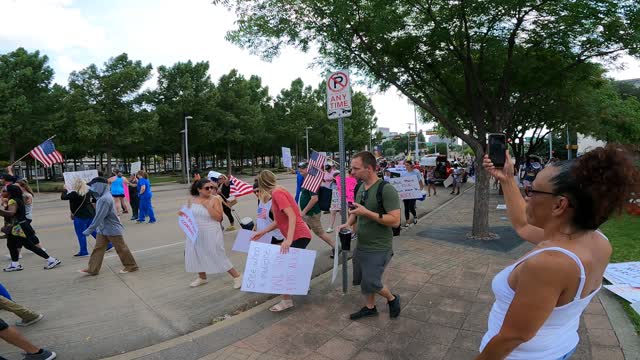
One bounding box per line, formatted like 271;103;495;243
216;0;640;236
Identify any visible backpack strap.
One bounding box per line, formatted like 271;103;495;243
376;180;388;216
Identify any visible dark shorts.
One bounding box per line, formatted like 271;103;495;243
271;237;311;249
353;248;393;294
112;194;125;198
0;317;8;331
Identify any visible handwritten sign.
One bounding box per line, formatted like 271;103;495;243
282;147;292;169
604;262;640;287
232;229;272;253
241;242;316;295
63;170;99;191
130;161;141;175
604;285;640;303
443;175;454;188
330;187;341;211
389;177;422;200
632;302;640;315
388;166;407;175
178;207;198;244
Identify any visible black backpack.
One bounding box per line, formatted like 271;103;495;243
354;180;401;236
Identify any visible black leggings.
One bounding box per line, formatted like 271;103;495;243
223;205;234;225
403;199;417;220
7;223;49;261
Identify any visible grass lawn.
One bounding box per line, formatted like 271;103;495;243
600;213;640;334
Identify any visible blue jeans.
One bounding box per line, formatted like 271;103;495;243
73;217;111;254
138;197;156;222
558;347;577;360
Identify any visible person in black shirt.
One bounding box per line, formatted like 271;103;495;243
61;178;111;257
217;175;236;231
128;175;139;221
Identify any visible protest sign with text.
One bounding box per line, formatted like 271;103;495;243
178;207;198;244
389;177;423;200
282;147;292;168
63;170;99;191
241;242;316;295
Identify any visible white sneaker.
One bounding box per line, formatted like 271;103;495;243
326;227;334;233
190;278;208;287
44;258;61;270
233;274;243;289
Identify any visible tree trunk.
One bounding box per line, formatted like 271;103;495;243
471;148;491;237
226;141;232;175
106;145;112;174
9;136;16;164
99;153;104;174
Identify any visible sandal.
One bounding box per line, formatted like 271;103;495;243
269;299;294;312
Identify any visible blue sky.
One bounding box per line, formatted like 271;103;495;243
1;0;638;134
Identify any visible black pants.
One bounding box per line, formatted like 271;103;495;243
25;219;40;245
129;188;139;218
7;223;49;261
223;205;234;225
403;199;417;220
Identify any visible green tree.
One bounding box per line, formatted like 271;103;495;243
0;48;54;163
68;54;152;171
215;0;640;235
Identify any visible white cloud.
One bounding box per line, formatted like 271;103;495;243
0;0;109;53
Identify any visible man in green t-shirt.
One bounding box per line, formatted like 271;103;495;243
298;163;336;256
339;151;402;320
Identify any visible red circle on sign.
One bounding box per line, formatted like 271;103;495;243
327;72;349;92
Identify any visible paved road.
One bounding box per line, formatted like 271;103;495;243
0;176;464;360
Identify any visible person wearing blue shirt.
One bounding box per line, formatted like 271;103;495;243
136;171;156;224
295;166;305;203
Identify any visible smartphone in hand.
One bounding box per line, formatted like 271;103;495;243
348;202;356;210
487;133;507;168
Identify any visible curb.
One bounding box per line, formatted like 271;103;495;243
102;265;338;360
599;290;640;360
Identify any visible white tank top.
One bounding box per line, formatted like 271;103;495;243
256;200;284;240
480;239;606;359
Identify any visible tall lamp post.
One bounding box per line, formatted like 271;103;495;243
184;116;192;181
305;126;313;160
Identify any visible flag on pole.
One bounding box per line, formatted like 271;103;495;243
229;175;254;198
29;139;64;167
302;151;326;192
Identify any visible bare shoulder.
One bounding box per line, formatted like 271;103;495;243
518;251;579;284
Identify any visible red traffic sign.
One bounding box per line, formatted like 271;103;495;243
326;71;352;119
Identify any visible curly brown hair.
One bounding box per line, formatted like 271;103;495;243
549;144;640;230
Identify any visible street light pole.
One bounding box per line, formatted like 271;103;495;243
406;123;412;158
305;126;313;160
413;105;419;158
184;116;192;181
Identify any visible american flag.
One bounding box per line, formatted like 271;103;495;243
302;151;326;192
229;175;254;198
29;139;64;167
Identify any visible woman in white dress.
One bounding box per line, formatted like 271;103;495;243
184;179;242;288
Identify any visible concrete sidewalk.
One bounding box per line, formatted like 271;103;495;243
100;188;638;360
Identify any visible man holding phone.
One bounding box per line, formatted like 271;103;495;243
339;151;402;320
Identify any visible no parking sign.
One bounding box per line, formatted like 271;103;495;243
326;71;352;119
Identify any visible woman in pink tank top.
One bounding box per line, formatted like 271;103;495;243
478;145;639;360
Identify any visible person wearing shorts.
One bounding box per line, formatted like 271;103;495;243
0;317;56;359
252;170;312;312
339;151;402;320
298;162;336;256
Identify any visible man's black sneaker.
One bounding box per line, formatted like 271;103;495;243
388;294;401;318
350;306;378;320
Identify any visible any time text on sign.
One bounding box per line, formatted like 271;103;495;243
326;71;352;119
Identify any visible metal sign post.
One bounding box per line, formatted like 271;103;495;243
327;70;352;294
338;116;348;293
